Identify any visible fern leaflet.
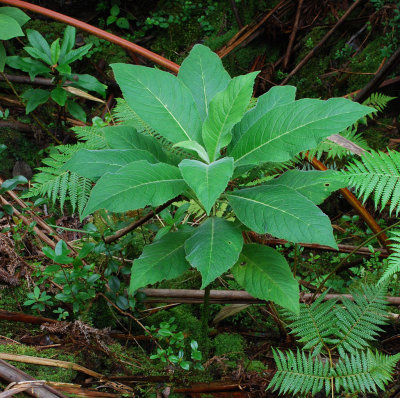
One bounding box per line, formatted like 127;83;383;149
379;229;400;284
334;283;388;356
343;149;400;214
282;290;339;357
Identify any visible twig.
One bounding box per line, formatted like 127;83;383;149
283;0;304;70
104;196;179;244
217;0;289;58
280;0;365;85
0;72;61;144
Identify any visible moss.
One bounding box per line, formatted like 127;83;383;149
244;359;267;373
213;333;245;360
146;305;203;343
0;344;81;382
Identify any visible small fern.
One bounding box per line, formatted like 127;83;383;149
343;149;400;214
363;92;395;115
269;283;398;396
379;229;400;284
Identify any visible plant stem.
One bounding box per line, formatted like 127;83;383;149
313;219;400;299
201;285;211;357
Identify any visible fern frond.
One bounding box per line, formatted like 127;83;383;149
268;349;332;396
24;141;97;214
343;149;400;214
379;229;400;284
334;350;400;394
363;92;395;115
283;290;339;357
334;284;388;356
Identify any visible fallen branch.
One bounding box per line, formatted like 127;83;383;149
282;0;304;70
353;46;400;103
139;288;400;305
308;156;389;250
280;0;365;85
0;359;66;398
217;0;289;58
0;354;133;394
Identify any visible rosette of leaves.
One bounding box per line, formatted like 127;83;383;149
64;45;373;314
6;26;106;121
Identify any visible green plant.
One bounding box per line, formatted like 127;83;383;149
30;240;102;315
6;26;106;121
60;44;373;314
0;108;9;119
23;285;53;311
268;284;400;396
0;6;30;72
149;317;203;371
105;2;130;29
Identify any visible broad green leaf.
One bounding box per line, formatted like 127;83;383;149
178;44;231;120
21;89;50;113
185;217;243;288
59;26;75;64
56;64;71;74
6;56;50;80
26;29;51;64
103;125;169;162
67;73;106;97
232;244;299;314
50;38;60;64
227;185;337;248
116;17;130;29
179;157;233;215
83;160;187;217
202;72;258;161
129;229;192;293
266;170;346;205
50;87;67;106
230;98;374;168
0;7;30;26
0;14;23;40
173;141;209;163
0;42;5;72
66;100;86;122
24;46;52;65
230;85;296;148
111;63;202;144
62;43;92;65
0;175;27;194
64;149;158;179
